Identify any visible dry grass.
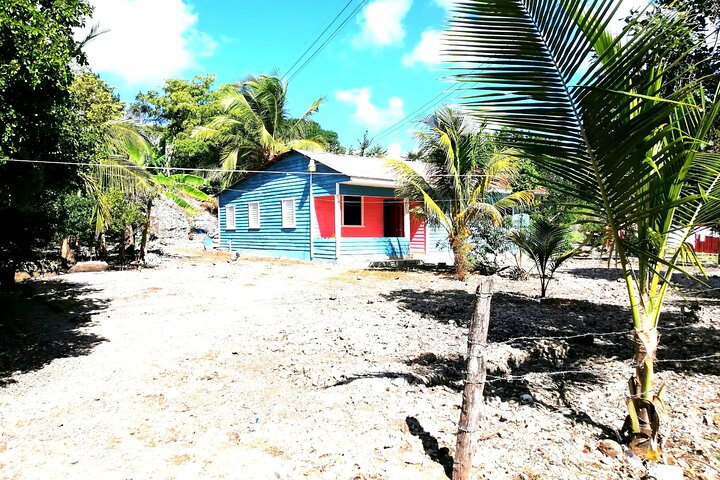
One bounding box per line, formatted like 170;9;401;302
326;268;421;285
168;454;192;465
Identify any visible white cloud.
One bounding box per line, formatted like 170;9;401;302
353;0;412;48
335;87;404;129
77;0;216;85
387;142;403;158
609;0;649;33
402;29;444;67
433;0;456;11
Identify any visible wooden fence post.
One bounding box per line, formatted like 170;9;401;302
453;277;494;480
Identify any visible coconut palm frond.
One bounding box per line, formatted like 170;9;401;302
90;156;156;197
287;138;327;152
466;202;503;226
448;0;720;452
195;75;326;185
103;120;154;164
489;190;536;213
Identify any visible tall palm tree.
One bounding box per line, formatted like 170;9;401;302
389;108;535;279
446;0;720;456
194;75;326;186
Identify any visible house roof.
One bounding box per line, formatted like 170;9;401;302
294;149;427;183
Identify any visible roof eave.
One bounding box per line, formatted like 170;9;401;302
343;177;399;189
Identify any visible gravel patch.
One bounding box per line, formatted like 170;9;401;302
1;251;718;479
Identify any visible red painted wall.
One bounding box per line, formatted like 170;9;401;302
315;196;407;238
315;196;335;238
695;234;720;254
342;196;385;237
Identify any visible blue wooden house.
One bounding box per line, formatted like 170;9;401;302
217;149;452;262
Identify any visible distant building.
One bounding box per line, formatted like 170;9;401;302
693;228;720;255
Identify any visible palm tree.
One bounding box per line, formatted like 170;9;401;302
446;0;720;455
84;120;211;261
509;219;576;298
194;75;326;186
389;108;535;279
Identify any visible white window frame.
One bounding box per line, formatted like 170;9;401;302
281;198;296;228
248;201;261;229
341;195;364;227
225;204;236;230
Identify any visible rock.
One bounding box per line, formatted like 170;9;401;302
191;211;218;237
520;394;534;403
152;196;190;240
597;439;622;458
645;464;684;480
623;447;645;472
14;272;31;283
143;253;162;268
69;261;109;273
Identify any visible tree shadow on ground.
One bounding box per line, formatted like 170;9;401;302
384;289;720;377
368;287;720;463
564;266;625;281
0;279;109;386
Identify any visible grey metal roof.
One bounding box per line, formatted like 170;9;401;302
294;149;427;182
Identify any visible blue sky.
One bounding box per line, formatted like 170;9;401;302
79;0;644;156
79;0;460;156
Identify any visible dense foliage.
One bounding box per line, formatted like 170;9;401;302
131;75;222;170
0;0;93;281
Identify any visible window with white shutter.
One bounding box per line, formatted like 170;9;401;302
281;198;296;228
225;204;236;230
248;201;260;229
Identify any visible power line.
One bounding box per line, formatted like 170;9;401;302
365;6;497;147
41;168;526;205
287;0;369;83
371;85;459;145
370;64;488;145
281;0;356;81
0;157;504;179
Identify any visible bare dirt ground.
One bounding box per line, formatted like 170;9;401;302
1;247;719;480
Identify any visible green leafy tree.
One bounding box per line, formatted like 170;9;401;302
131;75;221;170
0;0;93;284
194;75;326;186
644;0;720;97
353;130;386;157
389;108;535;280
287;118;344;154
77;82;211;262
70;70;124;129
83;141;211;262
447;0;720;455
366;145;387;157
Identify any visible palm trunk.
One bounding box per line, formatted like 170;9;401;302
540;281;548;298
632;322;658;401
119;224;125;266
624;286;665;457
97;232;107;259
451;231;472;280
140;197;153;261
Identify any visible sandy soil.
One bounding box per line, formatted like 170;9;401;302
1;248;718;479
